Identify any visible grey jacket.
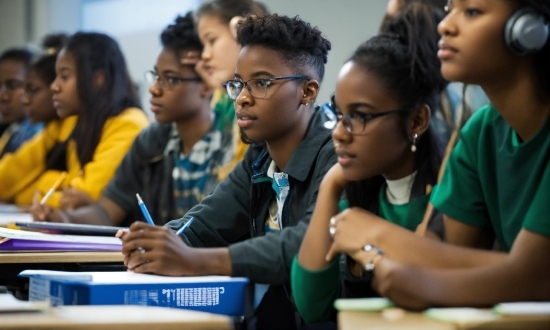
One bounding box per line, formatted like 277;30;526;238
166;106;337;284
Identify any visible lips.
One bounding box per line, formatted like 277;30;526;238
236;110;256;129
0;105;9;115
335;148;356;167
52;97;61;109
438;39;458;60
150;102;162;113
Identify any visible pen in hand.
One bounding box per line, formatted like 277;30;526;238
136;193;155;225
40;172;68;205
176;217;194;235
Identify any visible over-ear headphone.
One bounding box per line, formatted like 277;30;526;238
504;7;549;56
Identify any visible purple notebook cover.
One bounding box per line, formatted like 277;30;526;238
0;239;121;251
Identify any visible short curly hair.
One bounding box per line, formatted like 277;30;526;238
161;11;202;52
236;14;331;82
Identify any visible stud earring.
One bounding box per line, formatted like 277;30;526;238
411;134;418;152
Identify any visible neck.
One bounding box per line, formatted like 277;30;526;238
175;100;212;155
481;60;550;141
266;105;315;171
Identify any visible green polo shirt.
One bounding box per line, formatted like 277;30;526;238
431;105;550;251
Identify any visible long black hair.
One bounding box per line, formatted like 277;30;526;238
31;34;67;90
63;32;141;167
345;1;445;211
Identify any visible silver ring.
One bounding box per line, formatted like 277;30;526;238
138;247;146;254
329;226;336;237
330;217;337;226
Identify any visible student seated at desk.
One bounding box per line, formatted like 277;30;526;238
382;0;490;147
119;14;335;329
322;0;550;310
0;48;43;157
192;0;269;181
32;13;234;227
21;34;67;128
291;2;445;324
0;32;149;209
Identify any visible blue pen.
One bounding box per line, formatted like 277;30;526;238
136;193;155;225
176;217;194;235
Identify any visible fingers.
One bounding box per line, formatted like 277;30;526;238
115;229;129;238
325;243;338;261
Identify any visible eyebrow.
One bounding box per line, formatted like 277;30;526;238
347;102;377;112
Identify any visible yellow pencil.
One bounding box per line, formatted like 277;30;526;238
39;172;68;205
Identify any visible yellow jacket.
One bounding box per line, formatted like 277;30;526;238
0;108;149;207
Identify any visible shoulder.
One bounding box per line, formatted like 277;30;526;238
105;107;150;130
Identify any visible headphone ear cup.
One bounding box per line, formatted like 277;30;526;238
505;8;549;56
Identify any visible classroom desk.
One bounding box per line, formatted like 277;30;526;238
0;251;125;299
0;305;233;330
338;310;550;330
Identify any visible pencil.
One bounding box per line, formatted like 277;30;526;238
136;193;155;225
39;172;67;205
176;217;195;235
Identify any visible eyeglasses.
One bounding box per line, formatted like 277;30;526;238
144;70;202;90
0;79;25;94
224;75;309;100
331;94;412;135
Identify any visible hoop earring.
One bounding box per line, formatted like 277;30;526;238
411;134;418;152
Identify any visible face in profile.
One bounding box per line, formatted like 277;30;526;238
51;49;81;118
332;61;413;181
232;45;309;144
0;59;26;124
197;14;242;88
148;47;205;124
21;69;57;124
437;0;516;84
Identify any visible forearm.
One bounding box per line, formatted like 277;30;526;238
298;176;344;270
373;222;506;268
194;247;232;276
62;204;113;226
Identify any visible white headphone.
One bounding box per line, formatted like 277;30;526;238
504;7;549;56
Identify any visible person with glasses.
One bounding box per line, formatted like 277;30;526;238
30;13;233;227
292;2;445;324
0;48;43;157
118;14;335;329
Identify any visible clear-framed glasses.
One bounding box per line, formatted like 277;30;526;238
223;75;309;100
144;70;202;90
331;94;412;135
0;79;24;94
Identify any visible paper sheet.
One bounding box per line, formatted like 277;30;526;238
494;302;550;315
0;293;49;313
0;227;121;245
0;213;33;226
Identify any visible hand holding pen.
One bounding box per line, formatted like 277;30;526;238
30;172;68;221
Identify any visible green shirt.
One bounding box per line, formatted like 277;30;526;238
378;185;430;231
431;105;550;251
291;185;430;324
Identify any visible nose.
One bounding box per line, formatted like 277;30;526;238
149;80;162;97
201;46;211;61
50;80;59;93
332;119;352;144
234;84;253;108
21;92;30;105
438;9;456;37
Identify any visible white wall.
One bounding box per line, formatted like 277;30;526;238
0;0;388;108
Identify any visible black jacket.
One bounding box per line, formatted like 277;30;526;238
166;106;337;329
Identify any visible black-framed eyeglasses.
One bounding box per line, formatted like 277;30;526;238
0;79;25;94
331;94;412;135
224;75;310;100
144;70;202;90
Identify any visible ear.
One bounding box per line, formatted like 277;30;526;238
93;71;105;90
229;16;245;39
408;104;431;137
301;79;320;106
